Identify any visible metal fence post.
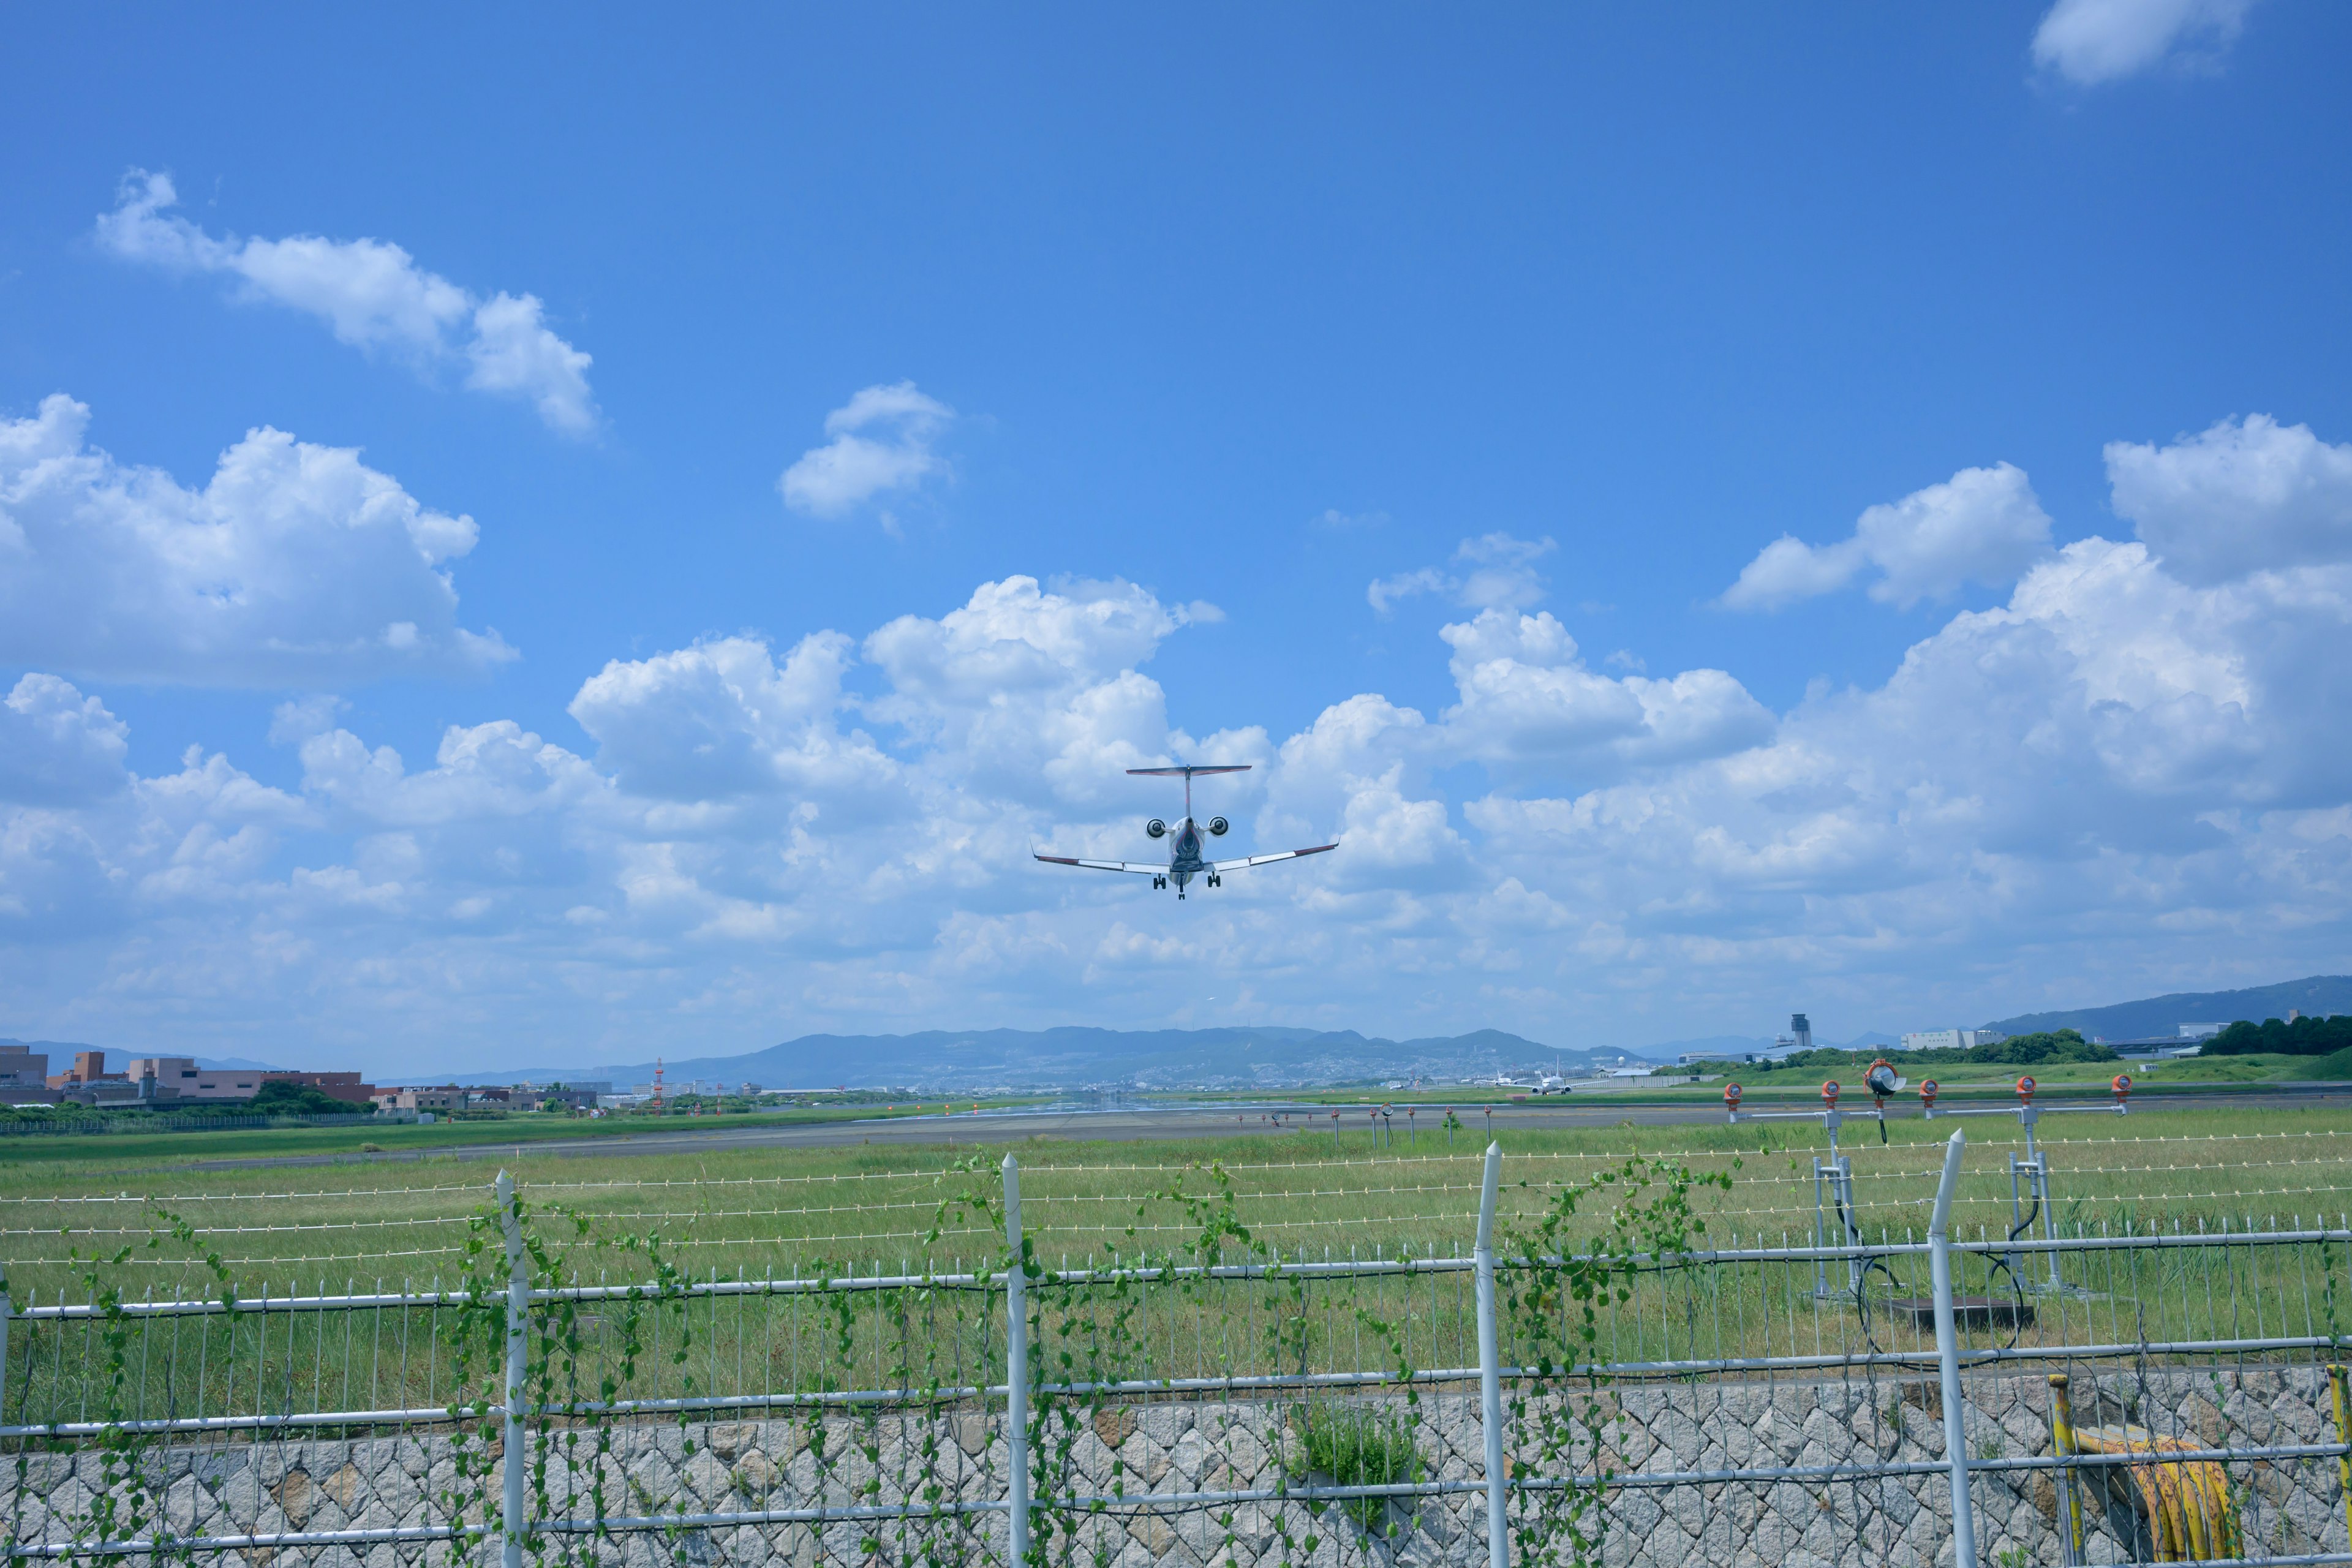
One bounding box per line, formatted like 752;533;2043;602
496;1171;530;1568
1928;1129;1978;1568
2328;1364;2352;1555
1474;1141;1508;1568
1003;1155;1031;1568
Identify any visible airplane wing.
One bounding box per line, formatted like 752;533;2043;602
1033;853;1164;875
1208;843;1337;873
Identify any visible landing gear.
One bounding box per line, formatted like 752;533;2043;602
1206;874;1222;888
1152;876;1167;890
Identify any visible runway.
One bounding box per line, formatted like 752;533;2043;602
186;1084;2352;1170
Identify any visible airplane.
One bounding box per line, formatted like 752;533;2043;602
1033;764;1336;899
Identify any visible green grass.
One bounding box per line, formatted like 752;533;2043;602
2293;1046;2352;1081
0;1096;1046;1168
6;1104;2350;1435
3;1103;2347;1298
1290;1401;1424;1533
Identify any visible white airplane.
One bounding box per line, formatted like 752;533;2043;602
1033;764;1336;900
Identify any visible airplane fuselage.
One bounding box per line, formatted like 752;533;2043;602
1164;817;1206;895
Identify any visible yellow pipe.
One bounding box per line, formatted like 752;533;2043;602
2330;1365;2352;1556
2049;1373;2085;1565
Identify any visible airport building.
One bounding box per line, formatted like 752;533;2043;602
1897;1028;2009;1052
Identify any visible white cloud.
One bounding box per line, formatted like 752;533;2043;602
2032;0;2257;85
96;171;597;435
2106;415;2352;586
1438;609;1774;782
1722;462;2053;611
0;393;512;686
864;576;1189;807
778;382;954;518
1366;567;1451;614
569;633;900;809
7;418;2352;1068
1367;533;1554;614
0;676;130;807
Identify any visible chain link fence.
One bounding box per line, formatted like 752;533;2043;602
6;1131;2352;1567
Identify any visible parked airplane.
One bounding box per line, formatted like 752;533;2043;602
1033;764;1336;899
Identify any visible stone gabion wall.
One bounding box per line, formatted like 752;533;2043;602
5;1365;2345;1567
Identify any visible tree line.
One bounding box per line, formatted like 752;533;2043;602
2199;1014;2352;1057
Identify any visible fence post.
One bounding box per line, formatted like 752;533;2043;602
2328;1364;2352;1555
1003;1155;1031;1567
0;1265;10;1430
1474;1141;1508;1568
2047;1373;2083;1566
496;1171;530;1568
1928;1129;1978;1568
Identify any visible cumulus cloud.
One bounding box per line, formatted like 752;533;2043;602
570;633;899;808
0;676;130;807
1438;609;1773;782
96;171;597;434
778;382;953;518
0;394;512;686
865;576;1197;807
2032;0;2258;85
1721;462;2054;611
8;417;2352;1067
2106;415;2352;586
1368;533;1554;614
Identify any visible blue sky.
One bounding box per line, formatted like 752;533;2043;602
3;2;2349;1076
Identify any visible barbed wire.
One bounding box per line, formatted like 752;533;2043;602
12;1184;2346;1272
18;1163;2352;1244
5;1125;2343;1205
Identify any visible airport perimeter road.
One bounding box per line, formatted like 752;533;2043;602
186;1085;2352;1169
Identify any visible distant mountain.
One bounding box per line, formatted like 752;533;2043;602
0;1038;93;1057
1986;976;2352;1042
431;1026;1629;1091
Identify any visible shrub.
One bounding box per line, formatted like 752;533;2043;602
249;1079;367;1115
1289;1401;1422;1534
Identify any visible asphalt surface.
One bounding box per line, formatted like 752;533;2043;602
181;1084;2352;1170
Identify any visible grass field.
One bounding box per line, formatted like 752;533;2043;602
0;1096;1046;1168
6;1104;2350;1434
6;1102;2349;1300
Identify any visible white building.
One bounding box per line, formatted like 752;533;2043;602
1897;1028;2008;1052
2177;1023;2225;1041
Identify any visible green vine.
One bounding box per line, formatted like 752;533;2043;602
1494;1153;1735;1568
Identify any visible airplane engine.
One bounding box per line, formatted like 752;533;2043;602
1207;816;1229;835
1145;818;1167;839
